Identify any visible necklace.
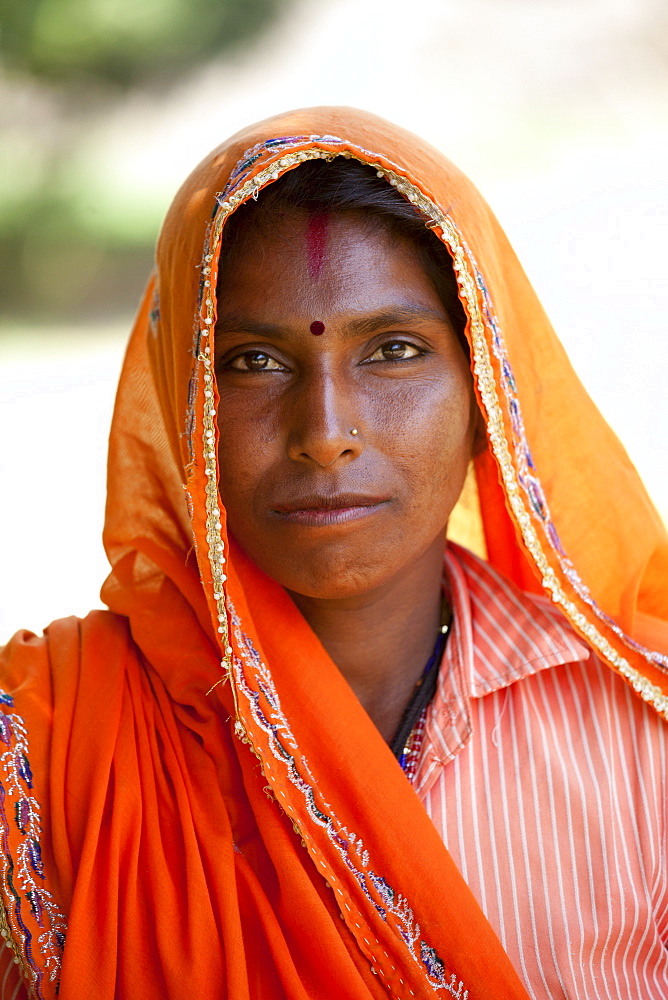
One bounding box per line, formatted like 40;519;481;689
388;597;452;780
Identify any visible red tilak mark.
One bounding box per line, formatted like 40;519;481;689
306;212;329;279
310;321;325;336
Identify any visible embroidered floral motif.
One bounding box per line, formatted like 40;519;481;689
0;691;66;998
420;942;470;997
191;133;668;997
228;607;463;995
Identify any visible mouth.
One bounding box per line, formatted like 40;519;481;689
271;492;391;526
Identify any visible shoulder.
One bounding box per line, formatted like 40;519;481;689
1;610;131;665
0;610;133;723
446;542;668;736
0;610;137;830
446;541;591;683
0;611;136;995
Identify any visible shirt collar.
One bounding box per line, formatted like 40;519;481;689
444;544;590;701
418;545;591;773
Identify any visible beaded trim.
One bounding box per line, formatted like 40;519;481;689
477;271;668;677
191;134;668;720
354;160;668;714
227;606;469;998
187;132;668;995
398;708;428;783
0;691;66;998
192;136;416;687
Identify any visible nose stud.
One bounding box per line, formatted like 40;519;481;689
350;428;359;436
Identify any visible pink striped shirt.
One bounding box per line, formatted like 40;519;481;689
419;545;668;999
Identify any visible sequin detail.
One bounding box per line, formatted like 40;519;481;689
0;691;66;998
475;267;668;678
421;942;469;998
193;135;668;722
228;605;466;998
188;132;668;994
191;135;418;695
398;708;427;782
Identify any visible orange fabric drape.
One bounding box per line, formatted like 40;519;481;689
1;107;666;1000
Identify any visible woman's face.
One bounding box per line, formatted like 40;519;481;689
215;208;478;600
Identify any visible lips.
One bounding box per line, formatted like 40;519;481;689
271;492;390;526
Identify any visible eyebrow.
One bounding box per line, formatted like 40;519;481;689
214;306;449;342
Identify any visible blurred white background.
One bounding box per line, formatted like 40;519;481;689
2;0;667;637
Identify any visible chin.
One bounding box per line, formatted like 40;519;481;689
287;579;375;602
257;548;396;602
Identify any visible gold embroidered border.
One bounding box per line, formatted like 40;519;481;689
371;164;668;721
197;149;357;687
196;145;668;718
196;146;477;999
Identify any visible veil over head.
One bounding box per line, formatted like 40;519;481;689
105;104;668;710
1;106;666;999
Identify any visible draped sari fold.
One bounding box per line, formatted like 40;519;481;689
1;106;666;999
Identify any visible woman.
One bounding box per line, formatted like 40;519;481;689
0;107;666;1000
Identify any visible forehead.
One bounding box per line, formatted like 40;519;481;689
216;208;447;322
222;206;394;268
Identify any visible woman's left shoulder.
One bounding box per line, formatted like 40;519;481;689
0;609;133;716
0;610;137;997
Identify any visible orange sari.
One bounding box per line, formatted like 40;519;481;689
1;107;666;1000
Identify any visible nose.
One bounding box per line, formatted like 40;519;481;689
286;370;363;468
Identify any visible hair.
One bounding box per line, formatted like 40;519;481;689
217;157;469;352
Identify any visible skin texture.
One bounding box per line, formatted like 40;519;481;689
306;212;329;280
215;209;478;740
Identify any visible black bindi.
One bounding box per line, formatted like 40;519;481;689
310;321;325;336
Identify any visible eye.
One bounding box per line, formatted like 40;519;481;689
224;351;286;372
365;340;424;362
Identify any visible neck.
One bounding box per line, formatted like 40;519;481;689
288;536;446;741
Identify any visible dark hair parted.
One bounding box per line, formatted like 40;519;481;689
217;157;469;352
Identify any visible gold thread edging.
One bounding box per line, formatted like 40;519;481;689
197;150;351;696
196;141;668;724
369;166;668;722
196;143;476;1000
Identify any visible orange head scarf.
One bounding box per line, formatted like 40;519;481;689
1;107;666;1000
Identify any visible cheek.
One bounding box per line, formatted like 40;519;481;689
215;405;277;512
381;375;474;512
376;370;474;450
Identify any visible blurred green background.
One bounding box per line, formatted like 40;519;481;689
1;0;289;321
1;0;666;636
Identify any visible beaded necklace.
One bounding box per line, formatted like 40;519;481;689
389;600;452;780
